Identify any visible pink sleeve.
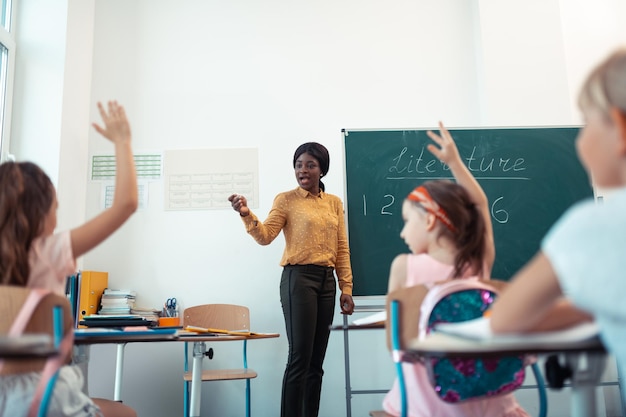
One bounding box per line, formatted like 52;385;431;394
28;231;76;295
405;254;455;287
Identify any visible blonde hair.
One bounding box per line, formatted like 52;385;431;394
578;47;626;118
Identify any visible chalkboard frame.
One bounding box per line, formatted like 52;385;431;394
342;126;594;297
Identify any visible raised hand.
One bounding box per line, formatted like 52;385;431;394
71;100;137;259
426;120;494;274
426;121;462;167
92;101;131;145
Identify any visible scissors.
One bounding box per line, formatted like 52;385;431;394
165;298;178;317
165;298;177;309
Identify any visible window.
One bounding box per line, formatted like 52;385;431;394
0;0;14;161
1;0;11;30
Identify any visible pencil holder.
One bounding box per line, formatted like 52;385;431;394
158;317;180;327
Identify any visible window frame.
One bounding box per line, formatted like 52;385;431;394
0;0;15;162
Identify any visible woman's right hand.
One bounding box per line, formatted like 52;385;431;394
228;194;250;217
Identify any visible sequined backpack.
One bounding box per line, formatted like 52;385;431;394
417;279;527;403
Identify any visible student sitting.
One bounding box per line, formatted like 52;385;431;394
0;101;138;417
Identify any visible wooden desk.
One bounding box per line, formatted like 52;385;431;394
75;329;278;417
0;334;56;358
74;328;179;403
408;332;607;417
74;329;178;344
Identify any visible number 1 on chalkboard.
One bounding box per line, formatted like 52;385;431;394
362;194;367;216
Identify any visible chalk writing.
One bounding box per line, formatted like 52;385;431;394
491;196;509;224
387;146;527;180
362;193;511;224
381;195;394;215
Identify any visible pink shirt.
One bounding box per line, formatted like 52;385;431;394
27;231;76;295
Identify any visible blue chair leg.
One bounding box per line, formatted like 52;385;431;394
184;341;189;417
243;340;251;417
246;379;251;417
38;305;64;417
390;300;407;417
531;362;548;417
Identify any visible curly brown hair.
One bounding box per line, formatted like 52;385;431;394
0;161;55;286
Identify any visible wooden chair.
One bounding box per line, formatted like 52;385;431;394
182;304;257;417
0;285;73;417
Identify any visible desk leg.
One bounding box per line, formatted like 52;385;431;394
617;362;626;416
342;315;352;417
190;341;206;417
114;343;126;402
566;352;606;417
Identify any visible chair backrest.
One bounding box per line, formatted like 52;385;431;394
385;284;429;351
182;304;251;331
0;285;73;375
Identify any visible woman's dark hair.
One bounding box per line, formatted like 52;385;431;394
293;142;330;192
0;161;55;286
416;180;486;278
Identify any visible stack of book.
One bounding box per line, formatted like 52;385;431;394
130;306;161;323
99;289;137;315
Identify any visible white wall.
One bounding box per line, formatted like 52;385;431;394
477;0;572;126
10;1;626;416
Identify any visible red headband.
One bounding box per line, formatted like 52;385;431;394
407;186;457;233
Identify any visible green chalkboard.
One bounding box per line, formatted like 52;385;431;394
343;127;594;296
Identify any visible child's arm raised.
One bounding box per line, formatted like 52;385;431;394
426;121;495;271
70;101;138;258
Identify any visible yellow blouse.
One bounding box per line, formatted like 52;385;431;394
241;187;353;295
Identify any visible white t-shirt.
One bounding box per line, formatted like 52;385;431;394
542;187;626;398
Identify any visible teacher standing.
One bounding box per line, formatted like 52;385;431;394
229;142;355;417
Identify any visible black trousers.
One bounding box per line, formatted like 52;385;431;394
280;264;336;417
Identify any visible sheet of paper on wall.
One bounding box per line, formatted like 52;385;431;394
91;153;163;181
163;148;259;211
101;182;148;210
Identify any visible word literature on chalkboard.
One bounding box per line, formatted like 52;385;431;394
343;128;593;296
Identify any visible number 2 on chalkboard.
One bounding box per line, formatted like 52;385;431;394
381;195;394;215
362;194;395;216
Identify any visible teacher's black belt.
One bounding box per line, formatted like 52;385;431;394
284;264;334;274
